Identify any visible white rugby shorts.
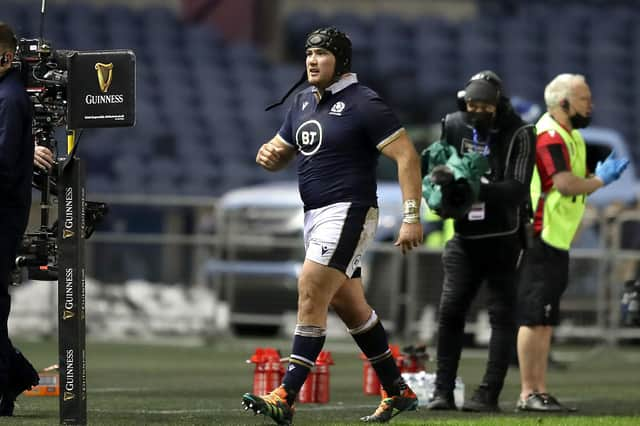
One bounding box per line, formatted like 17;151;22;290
303;202;378;278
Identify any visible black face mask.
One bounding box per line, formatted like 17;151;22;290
465;111;495;135
569;112;591;129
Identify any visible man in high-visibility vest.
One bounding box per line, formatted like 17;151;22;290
516;74;629;412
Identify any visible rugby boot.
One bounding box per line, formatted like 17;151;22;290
360;386;418;423
242;385;295;426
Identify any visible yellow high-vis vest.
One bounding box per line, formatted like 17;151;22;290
422;207;454;248
530;113;587;250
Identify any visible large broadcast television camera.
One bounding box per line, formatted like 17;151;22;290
10;33;135;284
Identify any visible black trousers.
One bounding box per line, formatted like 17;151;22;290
434;234;523;397
0;230;22;393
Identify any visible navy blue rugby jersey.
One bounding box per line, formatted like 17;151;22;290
276;74;403;210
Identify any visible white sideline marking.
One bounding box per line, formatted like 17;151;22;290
89;404;377;415
91;387;154;393
89;399;594;415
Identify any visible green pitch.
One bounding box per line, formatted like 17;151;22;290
5;338;640;425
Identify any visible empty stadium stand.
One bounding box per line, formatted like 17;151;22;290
6;0;640;196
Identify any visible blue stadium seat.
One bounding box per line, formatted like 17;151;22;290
331;12;368;34
18;2;45;35
413;16;455;38
457;38;499;81
145;24;182;51
544;43;586;80
228;43;266;67
147;176;180;195
588;18;631;46
65;3;98;27
140;6;179;32
210;124;248;160
561;3;594;23
372;49;414;79
107;28;145;52
148;157;182;179
499;16;542;42
284;10;327;57
416;63;459;99
110;156;147;194
230;66;271;91
415;30;456;55
372;13;411;38
3;3;22;31
272;65;304;94
181;173;221;196
175;138;213;162
86;174;114;195
220;160;260;189
102;5;140;31
183;25;225;58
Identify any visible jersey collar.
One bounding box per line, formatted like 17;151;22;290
312;73;358;95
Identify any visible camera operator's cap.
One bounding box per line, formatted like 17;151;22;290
464;70;503;105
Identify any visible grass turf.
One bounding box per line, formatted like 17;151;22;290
4;338;640;425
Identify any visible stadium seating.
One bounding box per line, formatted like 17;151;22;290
5;0;640;196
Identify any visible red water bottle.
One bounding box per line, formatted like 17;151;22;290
361;344;403;395
298;368;316;403
248;348;283;395
314;351;334;403
360;352;381;395
403;344;429;373
248;348;267;395
265;348;284;392
390;344;406;372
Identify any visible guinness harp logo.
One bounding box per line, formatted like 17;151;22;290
95;62;114;93
63;310;75;320
64;391;75;401
63;229;74;239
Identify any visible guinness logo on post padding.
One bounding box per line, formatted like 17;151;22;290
95;62;114;93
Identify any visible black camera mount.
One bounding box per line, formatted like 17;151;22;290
10;1;136;424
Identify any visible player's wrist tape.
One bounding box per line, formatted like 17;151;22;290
402;214;420;224
403;199;418;215
403;199;419;224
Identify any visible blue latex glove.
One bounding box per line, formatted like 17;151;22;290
595;151;630;186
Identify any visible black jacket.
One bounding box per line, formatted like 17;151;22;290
0;69;33;234
441;104;536;239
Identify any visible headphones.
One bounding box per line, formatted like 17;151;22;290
457;70;504;112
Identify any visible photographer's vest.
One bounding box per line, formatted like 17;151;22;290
531;113;586;250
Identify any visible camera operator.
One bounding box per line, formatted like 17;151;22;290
425;71;536;412
0;21;39;416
